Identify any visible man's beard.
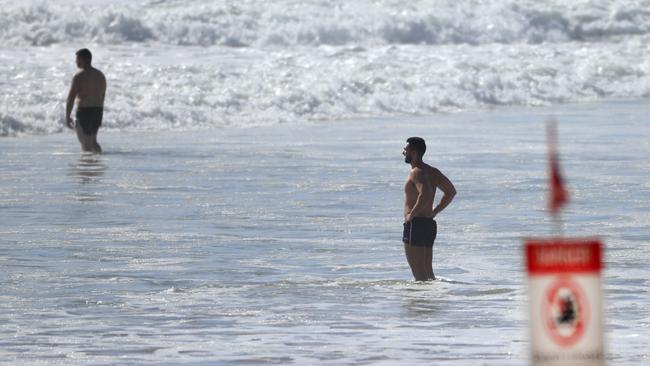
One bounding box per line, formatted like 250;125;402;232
404;155;412;164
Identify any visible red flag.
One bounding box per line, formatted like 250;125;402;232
547;120;569;214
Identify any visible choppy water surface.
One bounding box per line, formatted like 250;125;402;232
2;0;650;135
1;100;648;364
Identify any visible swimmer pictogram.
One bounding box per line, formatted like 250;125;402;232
543;276;589;347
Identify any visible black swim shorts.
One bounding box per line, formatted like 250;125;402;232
76;107;103;135
403;217;437;247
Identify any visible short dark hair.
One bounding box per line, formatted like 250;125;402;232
76;48;92;64
406;137;426;158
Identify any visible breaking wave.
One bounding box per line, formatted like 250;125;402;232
2;0;650;47
1;0;650;136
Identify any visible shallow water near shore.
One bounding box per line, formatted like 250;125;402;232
1;99;649;365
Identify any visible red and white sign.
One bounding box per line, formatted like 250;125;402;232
525;238;604;366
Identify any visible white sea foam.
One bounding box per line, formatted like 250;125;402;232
3;0;650;47
1;0;650;136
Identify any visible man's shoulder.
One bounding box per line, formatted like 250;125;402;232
423;163;441;174
75;68;95;78
409;167;428;180
423;164;443;184
85;67;105;78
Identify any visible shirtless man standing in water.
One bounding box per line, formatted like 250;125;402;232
402;137;456;281
66;48;106;153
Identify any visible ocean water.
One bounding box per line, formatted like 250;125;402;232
1;0;650;135
1;100;649;365
1;1;650;365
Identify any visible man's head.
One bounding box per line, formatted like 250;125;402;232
75;48;92;69
403;137;426;164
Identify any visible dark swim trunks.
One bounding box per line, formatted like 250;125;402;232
403;217;437;247
76;107;103;135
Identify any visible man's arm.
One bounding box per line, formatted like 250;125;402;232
432;169;456;217
65;75;78;129
407;168;434;221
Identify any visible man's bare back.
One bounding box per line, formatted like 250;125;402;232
73;68;106;108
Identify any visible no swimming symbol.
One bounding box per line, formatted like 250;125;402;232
543;276;588;347
525;239;604;366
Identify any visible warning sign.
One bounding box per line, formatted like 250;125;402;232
525;238;604;366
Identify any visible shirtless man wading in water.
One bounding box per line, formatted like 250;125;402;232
66;48;106;153
402;137;456;281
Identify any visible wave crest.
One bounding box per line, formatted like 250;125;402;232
2;37;649;137
2;1;650;47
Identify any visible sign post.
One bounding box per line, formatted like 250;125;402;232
525;121;605;365
525;238;604;365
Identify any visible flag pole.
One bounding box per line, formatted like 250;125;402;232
546;119;569;237
551;212;565;237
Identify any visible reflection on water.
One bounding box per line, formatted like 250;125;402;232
401;286;450;319
68;154;106;202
